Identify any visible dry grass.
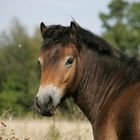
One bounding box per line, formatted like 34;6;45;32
0;119;93;140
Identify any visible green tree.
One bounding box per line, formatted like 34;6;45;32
100;0;140;56
0;19;40;116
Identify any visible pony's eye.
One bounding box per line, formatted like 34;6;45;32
65;57;74;66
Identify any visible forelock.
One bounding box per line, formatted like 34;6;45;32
43;25;69;40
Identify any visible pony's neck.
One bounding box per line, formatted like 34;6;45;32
72;45;139;125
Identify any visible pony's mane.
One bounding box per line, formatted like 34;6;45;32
42;23;113;55
42;22;140;69
42;25;69;47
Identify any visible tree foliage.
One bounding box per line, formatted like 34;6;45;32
100;0;140;56
0;19;40;116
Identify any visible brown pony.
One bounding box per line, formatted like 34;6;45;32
35;21;140;140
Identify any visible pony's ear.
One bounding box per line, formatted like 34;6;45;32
70;21;77;35
40;22;47;39
69;21;78;43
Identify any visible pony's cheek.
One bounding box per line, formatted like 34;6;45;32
64;65;77;88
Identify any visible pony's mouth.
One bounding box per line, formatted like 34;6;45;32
39;106;56;117
36;98;56;117
40;108;55;117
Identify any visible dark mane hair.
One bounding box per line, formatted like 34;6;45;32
42;22;140;70
42;23;113;55
42;25;69;47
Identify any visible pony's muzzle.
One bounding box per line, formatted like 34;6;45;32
35;85;62;117
35;96;54;116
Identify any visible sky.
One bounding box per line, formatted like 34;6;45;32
0;0;111;36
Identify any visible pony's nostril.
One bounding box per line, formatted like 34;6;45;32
35;97;40;109
46;96;53;109
35;96;38;101
49;97;53;103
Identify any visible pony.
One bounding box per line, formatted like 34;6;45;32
35;21;140;140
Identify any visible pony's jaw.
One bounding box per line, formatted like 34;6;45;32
35;85;62;116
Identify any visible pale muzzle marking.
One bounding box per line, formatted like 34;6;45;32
36;84;62;108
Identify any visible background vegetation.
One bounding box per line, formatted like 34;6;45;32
0;0;140;119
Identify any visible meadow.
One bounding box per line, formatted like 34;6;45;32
0;118;93;140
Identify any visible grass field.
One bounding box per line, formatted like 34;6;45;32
0;119;93;140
